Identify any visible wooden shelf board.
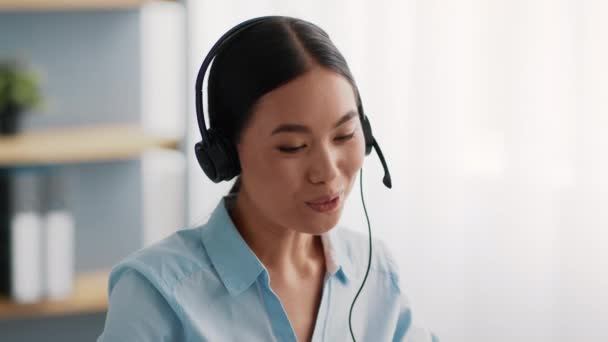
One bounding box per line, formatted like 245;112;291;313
0;0;170;11
0;270;109;320
0;123;180;167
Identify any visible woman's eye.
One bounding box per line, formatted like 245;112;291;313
277;145;306;154
335;132;355;141
276;132;354;154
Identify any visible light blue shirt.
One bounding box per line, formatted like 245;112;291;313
97;195;438;342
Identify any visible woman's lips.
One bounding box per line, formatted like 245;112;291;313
306;195;340;213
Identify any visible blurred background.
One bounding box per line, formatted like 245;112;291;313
0;0;607;341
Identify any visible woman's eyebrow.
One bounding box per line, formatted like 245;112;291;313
270;110;357;136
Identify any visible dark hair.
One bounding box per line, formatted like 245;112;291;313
207;17;361;195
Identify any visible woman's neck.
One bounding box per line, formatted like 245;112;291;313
228;190;325;280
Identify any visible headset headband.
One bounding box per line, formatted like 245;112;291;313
195;16;286;142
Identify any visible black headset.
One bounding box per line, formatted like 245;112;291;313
194;15;392;189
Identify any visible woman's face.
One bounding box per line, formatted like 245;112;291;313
236;66;365;235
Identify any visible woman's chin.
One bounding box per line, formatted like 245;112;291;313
300;208;343;234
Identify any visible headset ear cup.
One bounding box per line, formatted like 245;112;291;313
213;130;241;181
195;140;219;182
195;129;241;183
361;114;374;156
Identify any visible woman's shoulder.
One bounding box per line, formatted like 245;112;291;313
106;225;213;296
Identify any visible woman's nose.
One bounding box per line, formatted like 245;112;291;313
307;145;339;184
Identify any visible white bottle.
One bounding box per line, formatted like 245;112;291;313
42;171;74;300
44;211;74;299
10;171;43;304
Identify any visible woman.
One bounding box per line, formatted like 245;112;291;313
97;16;437;342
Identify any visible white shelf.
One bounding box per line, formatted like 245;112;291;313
0;124;180;167
0;270;109;320
0;0;173;11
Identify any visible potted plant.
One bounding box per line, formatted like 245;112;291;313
0;58;44;135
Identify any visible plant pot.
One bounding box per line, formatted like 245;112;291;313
0;106;20;135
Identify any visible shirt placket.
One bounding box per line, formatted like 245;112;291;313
258;271;298;342
311;274;332;342
257;270;334;342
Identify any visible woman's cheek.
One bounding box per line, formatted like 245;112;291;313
274;156;306;185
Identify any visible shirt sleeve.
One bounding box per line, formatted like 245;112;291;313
97;267;183;342
392;290;439;342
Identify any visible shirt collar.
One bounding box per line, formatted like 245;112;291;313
200;195;351;296
321;227;351;283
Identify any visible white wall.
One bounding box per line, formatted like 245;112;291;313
186;1;608;341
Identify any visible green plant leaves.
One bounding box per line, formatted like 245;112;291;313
0;59;43;114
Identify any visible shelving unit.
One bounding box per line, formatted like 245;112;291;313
0;0;186;335
0;124;180;321
0;270;109;320
0;124;181;167
0;0;171;11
